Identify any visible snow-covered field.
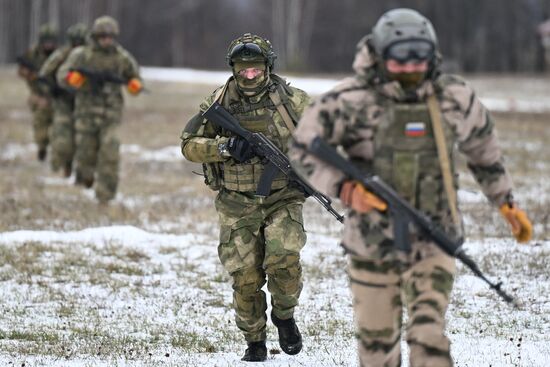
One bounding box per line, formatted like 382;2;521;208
1;67;549;366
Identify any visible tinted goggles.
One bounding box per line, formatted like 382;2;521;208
384;40;435;62
229;42;264;60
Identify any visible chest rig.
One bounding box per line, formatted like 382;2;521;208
208;80;297;193
372;97;458;232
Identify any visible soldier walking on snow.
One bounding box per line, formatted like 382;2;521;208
57;16;144;204
181;33;310;362
291;9;533;367
39;23;88;177
17;24;59;162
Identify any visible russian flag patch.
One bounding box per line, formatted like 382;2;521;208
405;122;426;137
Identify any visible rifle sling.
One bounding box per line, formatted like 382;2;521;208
426;94;461;229
269;88;296;132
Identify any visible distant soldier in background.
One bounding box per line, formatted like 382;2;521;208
537;15;550;71
39;23;88;177
291;8;533;367
181;33;310;362
57;15;143;204
17;24;59;161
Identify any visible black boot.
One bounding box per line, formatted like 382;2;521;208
63;162;72;178
37;148;47;161
241;341;267;362
271;312;302;355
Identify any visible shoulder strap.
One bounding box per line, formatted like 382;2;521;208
427;94;461;229
269;87;296;132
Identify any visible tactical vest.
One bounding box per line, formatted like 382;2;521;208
372;98;458;232
204;80;297;193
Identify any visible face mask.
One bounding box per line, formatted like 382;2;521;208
384;59;429;89
233;61;268;96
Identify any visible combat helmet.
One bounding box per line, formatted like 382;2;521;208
226;33;277;71
67;23;88;46
371;8;437;63
38;23;59;43
91;15;119;37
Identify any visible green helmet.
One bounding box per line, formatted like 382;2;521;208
226;33;277;70
91;15;119;37
38;23;59;43
371;8;437;61
67;23;88;46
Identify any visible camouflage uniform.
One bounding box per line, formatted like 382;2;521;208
18;25;58;159
39;23;88;175
181;65;310;344
291;14;514;367
56;17;141;202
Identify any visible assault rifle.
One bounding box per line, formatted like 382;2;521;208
16;56;37;72
306;136;517;306
71;67;126;86
202;102;344;223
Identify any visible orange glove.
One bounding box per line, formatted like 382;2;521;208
339;181;387;213
127;78;143;95
66;71;85;88
499;203;532;243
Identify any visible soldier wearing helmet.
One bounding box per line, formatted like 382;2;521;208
291;8;532;366
181;33;311;362
39;23;88;177
56;15;144;204
17;23;60;161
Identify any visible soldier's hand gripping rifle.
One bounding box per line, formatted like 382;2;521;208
203;102;344;223
306;136;518;306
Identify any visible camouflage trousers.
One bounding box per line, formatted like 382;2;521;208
214;187;307;343
348;245;455;367
28;93;53;151
74;113;121;202
49;98;75;172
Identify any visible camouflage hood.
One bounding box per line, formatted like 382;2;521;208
351;35;376;78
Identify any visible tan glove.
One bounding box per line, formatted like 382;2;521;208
499;203;533;243
339;181;387;213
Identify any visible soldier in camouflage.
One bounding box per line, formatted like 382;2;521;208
39;23;88;177
17;24;59;161
290;9;533;367
181;33;311;362
57;16;143;204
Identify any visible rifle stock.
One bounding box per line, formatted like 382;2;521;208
308;136;517;305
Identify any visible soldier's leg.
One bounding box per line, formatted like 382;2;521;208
95;122;121;203
348;256;403;367
49;100;74;174
402;246;456;367
263;203;306;320
31;96;53;160
74;116;99;187
216;198;267;343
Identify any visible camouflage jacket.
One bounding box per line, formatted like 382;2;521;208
181;75;310;192
38;45;73;100
19;45;55;95
291;38;513;231
56;40;140;114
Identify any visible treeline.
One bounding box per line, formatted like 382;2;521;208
1;0;549;73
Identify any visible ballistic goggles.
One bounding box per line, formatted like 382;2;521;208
383;40;435;62
229;42;265;62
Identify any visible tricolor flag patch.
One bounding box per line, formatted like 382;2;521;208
405;122;426;137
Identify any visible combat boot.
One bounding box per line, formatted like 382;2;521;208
63;162;72;178
241;341;267;362
37;148;47;161
271;312;302;355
